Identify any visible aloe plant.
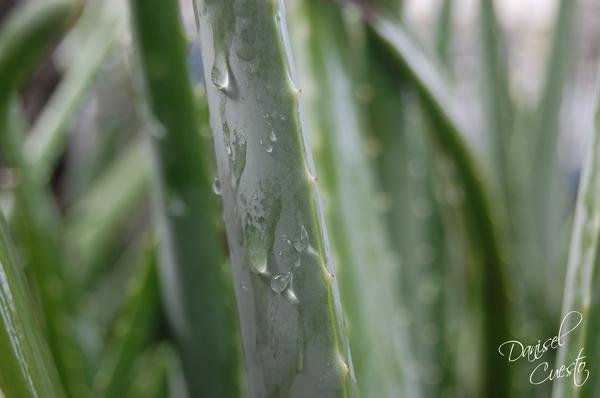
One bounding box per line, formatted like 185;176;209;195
193;0;356;395
551;78;600;398
288;1;416;396
129;0;242;396
365;10;512;397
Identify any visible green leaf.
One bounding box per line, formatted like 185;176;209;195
552;78;600;398
129;0;243;396
91;243;160;398
0;0;80;99
64;140;151;287
366;12;512;397
193;0;356;395
288;1;416;396
23;0;119;184
1;100;92;398
0;194;65;398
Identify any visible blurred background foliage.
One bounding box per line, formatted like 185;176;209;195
0;0;599;397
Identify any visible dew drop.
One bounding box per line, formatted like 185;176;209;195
212;178;222;196
259;139;273;154
338;354;349;375
269;130;277;142
294;225;309;252
245;224;270;275
211;64;229;91
270;272;291;294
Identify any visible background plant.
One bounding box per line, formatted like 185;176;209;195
0;0;599;397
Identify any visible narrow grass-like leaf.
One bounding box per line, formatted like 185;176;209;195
531;0;575;277
0;177;65;398
92;244;159;398
479;0;513;197
194;0;356;396
435;0;453;67
0;0;80;98
1;100;92;398
65;140;151;286
366;12;511;397
288;1;414;396
23;1;118;184
129;0;242;396
552;78;600;398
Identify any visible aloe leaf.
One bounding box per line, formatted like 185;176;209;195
64;140;151;287
288;1;415;396
531;0;574;204
531;0;575;313
366;12;511;397
1;99;92;398
435;0;453;67
22;1;118;184
551;79;600;398
92;243;159;398
193;0;356;396
129;0;242;396
0;0;80;98
479;0;513;196
0;172;65;398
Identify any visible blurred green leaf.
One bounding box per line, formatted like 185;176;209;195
65;140;151;287
0;165;65;398
23;0;118;184
366;11;512;397
92;243;160;398
552;77;600;398
130;0;243;395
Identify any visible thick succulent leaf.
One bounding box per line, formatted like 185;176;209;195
552;78;600;398
288;1;416;396
193;0;356;396
365;11;512;398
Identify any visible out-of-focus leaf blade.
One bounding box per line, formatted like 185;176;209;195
129;0;243;395
552;76;600;398
92;243;160;398
366;11;512;398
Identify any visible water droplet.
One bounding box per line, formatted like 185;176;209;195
269;130;277;142
286;288;299;304
338;353;349;375
212;178;222;195
294;225;309;252
225;143;232;156
211;64;229;91
259;139;273;154
248;246;268;274
270;272;291;293
169;197;186;217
